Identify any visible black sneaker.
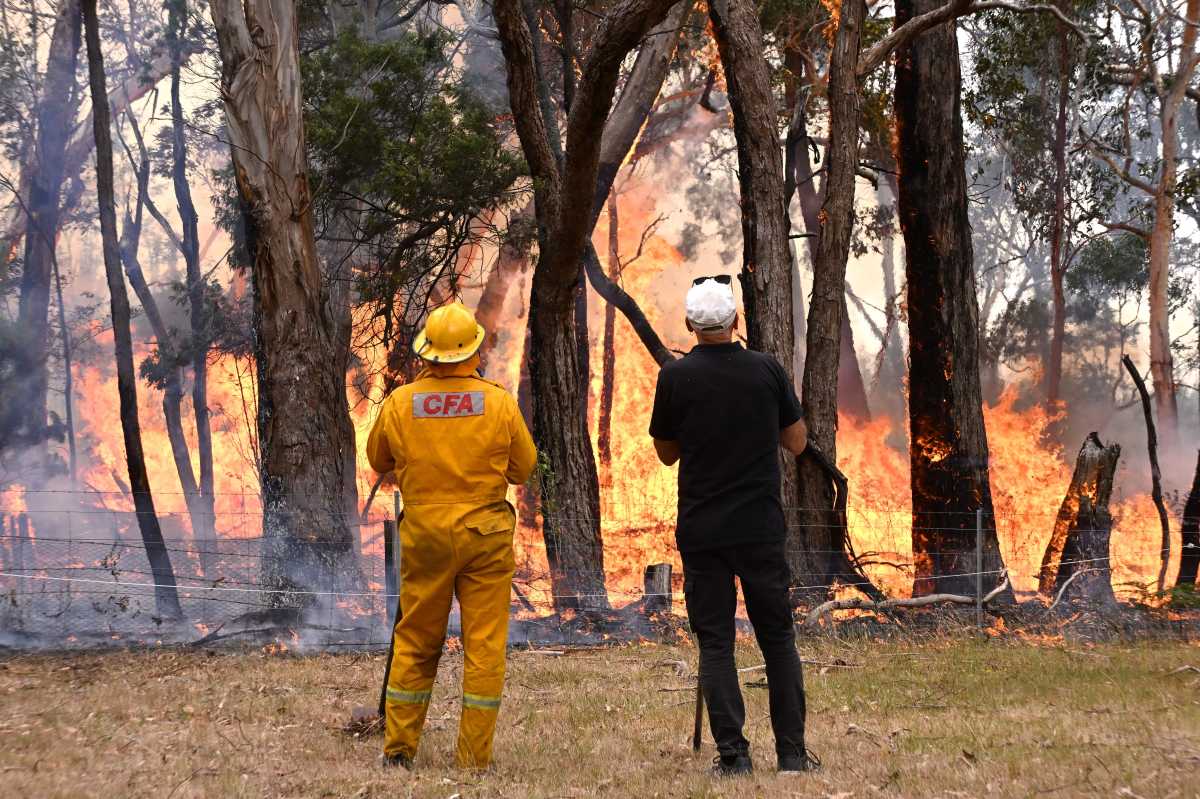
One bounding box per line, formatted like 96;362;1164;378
778;748;821;774
712;752;753;776
380;752;414;770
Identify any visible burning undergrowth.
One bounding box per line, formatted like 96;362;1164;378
1;136;1196;654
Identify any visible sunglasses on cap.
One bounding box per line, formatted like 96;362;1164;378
692;274;733;286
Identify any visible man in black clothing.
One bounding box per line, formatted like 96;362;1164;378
649;276;818;777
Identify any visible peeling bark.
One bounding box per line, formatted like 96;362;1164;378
209;0;357;598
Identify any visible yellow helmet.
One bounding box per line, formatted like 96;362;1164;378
413;301;486;363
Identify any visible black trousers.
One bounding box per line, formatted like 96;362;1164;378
682;540;807;759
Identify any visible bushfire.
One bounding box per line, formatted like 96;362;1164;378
1;171;1180;620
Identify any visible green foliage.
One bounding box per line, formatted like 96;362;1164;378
965;4;1107;231
302;27;522;300
1167;583;1200;609
1066;233;1148;311
138;276;250;387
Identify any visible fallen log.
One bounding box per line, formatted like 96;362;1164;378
1038;432;1120;598
1177;450;1200;586
804;575;1010;627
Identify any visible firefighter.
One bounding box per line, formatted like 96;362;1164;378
367;301;536;770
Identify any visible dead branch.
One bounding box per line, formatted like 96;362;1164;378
805;575;1010;627
1047;567;1089;613
1121;354;1171;594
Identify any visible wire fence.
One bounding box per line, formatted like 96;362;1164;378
0;489;1184;649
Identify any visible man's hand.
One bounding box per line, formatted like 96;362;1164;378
653;438;681;466
780;418;808;455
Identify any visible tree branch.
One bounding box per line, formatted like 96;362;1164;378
805;574;1010;627
857;0;1092;78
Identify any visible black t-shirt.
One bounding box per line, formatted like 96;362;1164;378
648;342;803;552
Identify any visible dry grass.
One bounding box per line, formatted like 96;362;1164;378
1;635;1198;798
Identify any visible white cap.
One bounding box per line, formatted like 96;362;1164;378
686;278;737;331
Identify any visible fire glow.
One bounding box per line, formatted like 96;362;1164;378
35;167;1178;613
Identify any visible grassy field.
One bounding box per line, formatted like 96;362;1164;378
1;635;1198;798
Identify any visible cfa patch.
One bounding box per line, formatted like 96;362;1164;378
412;391;485;418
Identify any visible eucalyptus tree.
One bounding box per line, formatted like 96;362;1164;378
1081;0;1200;443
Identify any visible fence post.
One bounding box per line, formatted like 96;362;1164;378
383;519;397;623
975;508;983;628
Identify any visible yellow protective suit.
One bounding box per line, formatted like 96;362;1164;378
367;357;536;768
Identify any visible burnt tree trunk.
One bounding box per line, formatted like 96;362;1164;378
210;0;357;599
168;2;219;574
1054;495;1118;609
1177;450;1200;586
1038;432;1121;598
894;0;1010;598
83;0;184;620
15;0;81;451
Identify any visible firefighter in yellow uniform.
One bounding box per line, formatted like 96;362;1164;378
367;301;536;770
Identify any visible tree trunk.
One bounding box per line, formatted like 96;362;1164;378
1145;0;1200;444
574;266;590;429
783;50;870;424
873;176;907;409
1122;354;1172;594
1053;494;1118;609
527;272;608;610
15;0;81;451
1046;14;1072;411
597;195;620;474
795;0;867;596
1177;450;1200;586
709;0;817;593
83;0;184;620
1038;433;1121;597
838;305;870;420
894;0;1010;598
51;245;77;484
116;126;213;576
494;0;679;611
168;3;219;574
209;0;357;599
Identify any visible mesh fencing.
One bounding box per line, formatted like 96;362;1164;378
0;488;1180;649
